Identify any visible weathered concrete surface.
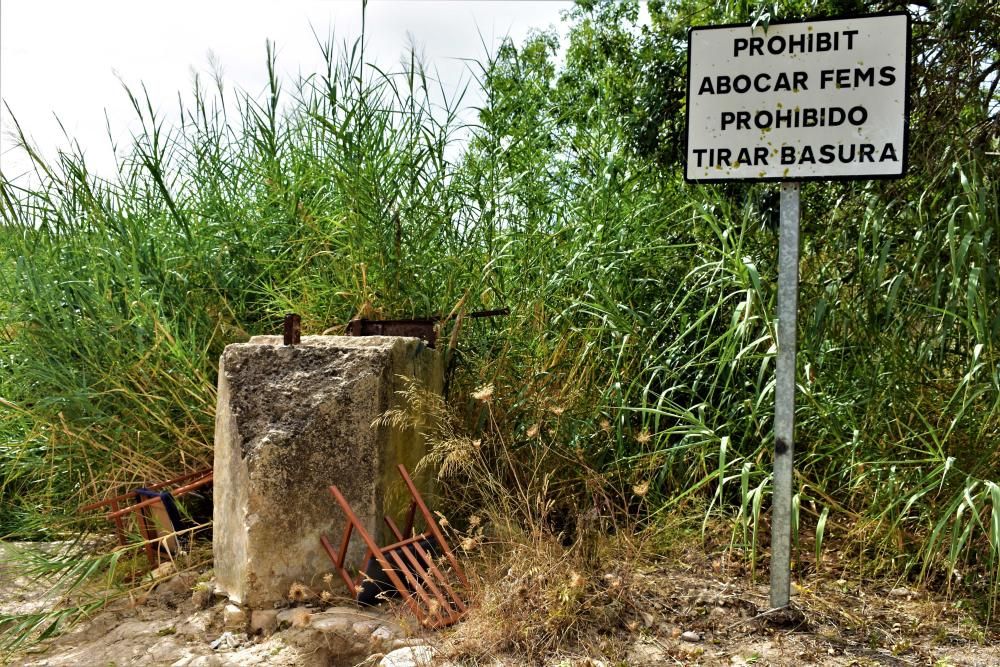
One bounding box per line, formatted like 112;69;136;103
213;336;443;607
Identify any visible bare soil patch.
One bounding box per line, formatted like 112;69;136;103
2;539;997;666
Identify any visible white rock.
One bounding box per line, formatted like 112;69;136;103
209;631;244;650
222;603;246;629
250;609;278;636
309;613;353;635
371;624;398;644
380;645;436;667
681;630;701;642
353;619;381;635
176;610;214;636
277;607;312;628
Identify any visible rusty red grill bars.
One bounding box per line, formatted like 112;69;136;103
79;468;213;569
320;464;469;628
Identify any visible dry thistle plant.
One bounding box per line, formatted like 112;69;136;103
287;581;315;604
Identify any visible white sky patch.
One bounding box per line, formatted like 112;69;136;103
0;0;571;181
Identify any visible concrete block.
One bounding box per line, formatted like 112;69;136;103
213;335;443;607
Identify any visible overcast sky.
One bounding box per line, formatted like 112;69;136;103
0;1;572;181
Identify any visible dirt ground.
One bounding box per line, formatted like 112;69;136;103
2;540;998;666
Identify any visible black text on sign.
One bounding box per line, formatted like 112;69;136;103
685;13;910;182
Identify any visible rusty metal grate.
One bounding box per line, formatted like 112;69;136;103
79;468;213;569
320;464;469;628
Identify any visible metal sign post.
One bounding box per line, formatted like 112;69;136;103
769;181;799;608
683;13;910;609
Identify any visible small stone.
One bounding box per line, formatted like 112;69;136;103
151;561;177;580
222;604;246;629
380;645;436;667
640;611;655;627
192;585;214;610
291;609;312;628
250;609;278;636
629;639;668;666
353;620;381;636
285;608;312;628
889;587;911;598
209;631;242;650
309;613;353;634
371;624;398;645
681;630;701;642
155;574;194;599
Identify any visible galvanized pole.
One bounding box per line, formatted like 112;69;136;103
769;181;799;609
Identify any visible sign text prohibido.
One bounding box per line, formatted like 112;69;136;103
683;13;910;610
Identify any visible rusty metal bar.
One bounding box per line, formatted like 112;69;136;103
395;542;455;623
80;468;212;512
345;308;510;349
283;313;301;346
410;539;467;614
106;495;168;520
326;484;426;622
337;520;354;567
384;515;406;542
320;466;469;628
91;469;213;569
109;499;126;546
387;548;438;623
321;534;358;595
105;474;213;521
396;464;468;587
133;502;157;567
170;473;214;496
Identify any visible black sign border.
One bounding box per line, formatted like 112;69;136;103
684;11;911;184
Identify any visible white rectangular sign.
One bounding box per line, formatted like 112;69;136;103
685;13;909;182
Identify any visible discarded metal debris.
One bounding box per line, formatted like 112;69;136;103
320;464;469;628
283;313;302;346
345;317;439;346
80;467;213;568
346;308;509;348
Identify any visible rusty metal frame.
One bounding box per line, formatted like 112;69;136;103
345;318;438;347
320;464;468;628
345;308;510;349
79;468;213;568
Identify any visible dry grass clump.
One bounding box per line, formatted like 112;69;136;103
444;522;645;662
377;377;651;659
